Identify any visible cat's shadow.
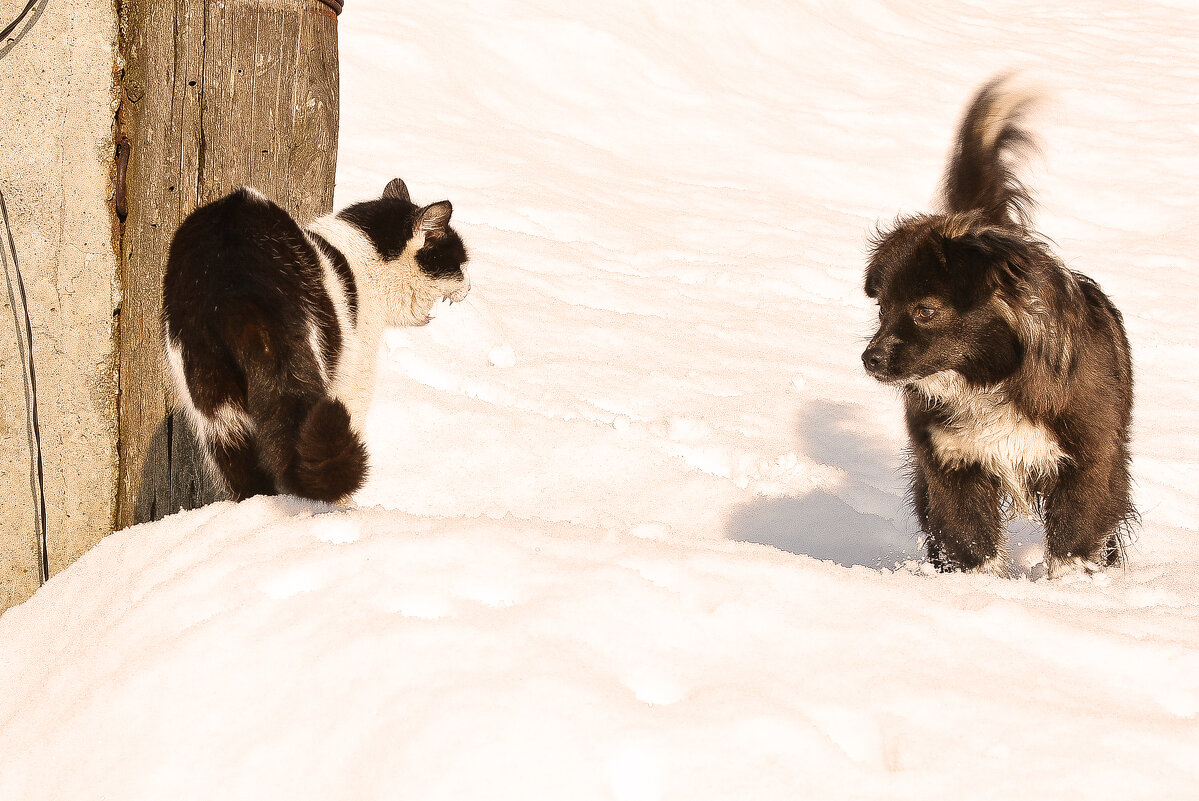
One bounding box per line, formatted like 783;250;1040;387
726;400;922;569
135;413;228;525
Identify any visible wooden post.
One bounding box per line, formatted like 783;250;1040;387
115;0;340;528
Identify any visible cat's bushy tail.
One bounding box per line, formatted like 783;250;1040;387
292;398;369;502
249;390;368;503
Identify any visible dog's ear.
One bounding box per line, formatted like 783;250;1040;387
864;258;884;298
864;223;898;298
940;227;1047;305
936;230;1009;305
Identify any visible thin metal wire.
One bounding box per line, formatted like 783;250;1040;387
0;0;37;40
0;186;49;585
1;0;50;585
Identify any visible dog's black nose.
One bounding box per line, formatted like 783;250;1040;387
862;346;886;373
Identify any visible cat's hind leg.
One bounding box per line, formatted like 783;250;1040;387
205;428;275;501
166;336;273;500
227;304;366;503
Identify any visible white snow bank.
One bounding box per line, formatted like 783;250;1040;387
2;498;1196;800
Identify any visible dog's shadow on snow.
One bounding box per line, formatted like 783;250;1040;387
726;400;923;569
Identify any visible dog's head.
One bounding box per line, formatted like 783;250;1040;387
860;75;1066;393
862;213;1026;388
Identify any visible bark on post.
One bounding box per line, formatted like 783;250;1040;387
115;0;340;528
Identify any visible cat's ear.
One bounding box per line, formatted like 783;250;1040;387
414;201;452;240
383;178;411;203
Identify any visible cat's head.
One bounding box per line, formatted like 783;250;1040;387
380;178;470;304
337;178;470;324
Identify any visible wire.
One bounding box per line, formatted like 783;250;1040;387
0;0;37;41
0;187;48;585
2;0;50;586
1;0;52;591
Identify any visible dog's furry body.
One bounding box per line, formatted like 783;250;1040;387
163;179;469;503
862;76;1134;577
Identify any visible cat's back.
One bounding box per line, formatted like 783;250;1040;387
163;187;326;331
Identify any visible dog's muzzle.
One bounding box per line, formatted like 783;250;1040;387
862;345;883;373
861;341;896;381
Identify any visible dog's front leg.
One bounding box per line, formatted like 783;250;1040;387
913;459;1006;574
1043;459;1128;577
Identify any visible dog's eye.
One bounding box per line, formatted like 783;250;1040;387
914;305;937;322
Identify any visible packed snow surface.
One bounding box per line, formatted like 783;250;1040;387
2;1;1198;798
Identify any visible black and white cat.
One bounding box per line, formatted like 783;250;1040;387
162;179;469;503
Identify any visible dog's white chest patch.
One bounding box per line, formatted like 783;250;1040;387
914;372;1066;506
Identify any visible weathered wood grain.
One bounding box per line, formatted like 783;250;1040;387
116;0;340;528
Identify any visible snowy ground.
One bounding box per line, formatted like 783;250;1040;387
2;1;1198;798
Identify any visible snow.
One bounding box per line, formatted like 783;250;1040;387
3;1;1198;798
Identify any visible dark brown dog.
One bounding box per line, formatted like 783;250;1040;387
862;76;1134;577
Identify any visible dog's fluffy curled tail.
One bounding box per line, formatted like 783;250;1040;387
941;74;1040;229
291;398;369;503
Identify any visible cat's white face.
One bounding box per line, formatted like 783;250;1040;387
408;199;470;304
394;226;470;325
305;211;470;329
403;270;471;327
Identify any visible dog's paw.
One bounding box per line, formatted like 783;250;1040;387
1044;555;1105;582
925;540;1010;577
967;555;1012;578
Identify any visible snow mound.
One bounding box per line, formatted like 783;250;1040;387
2;498;1197;799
